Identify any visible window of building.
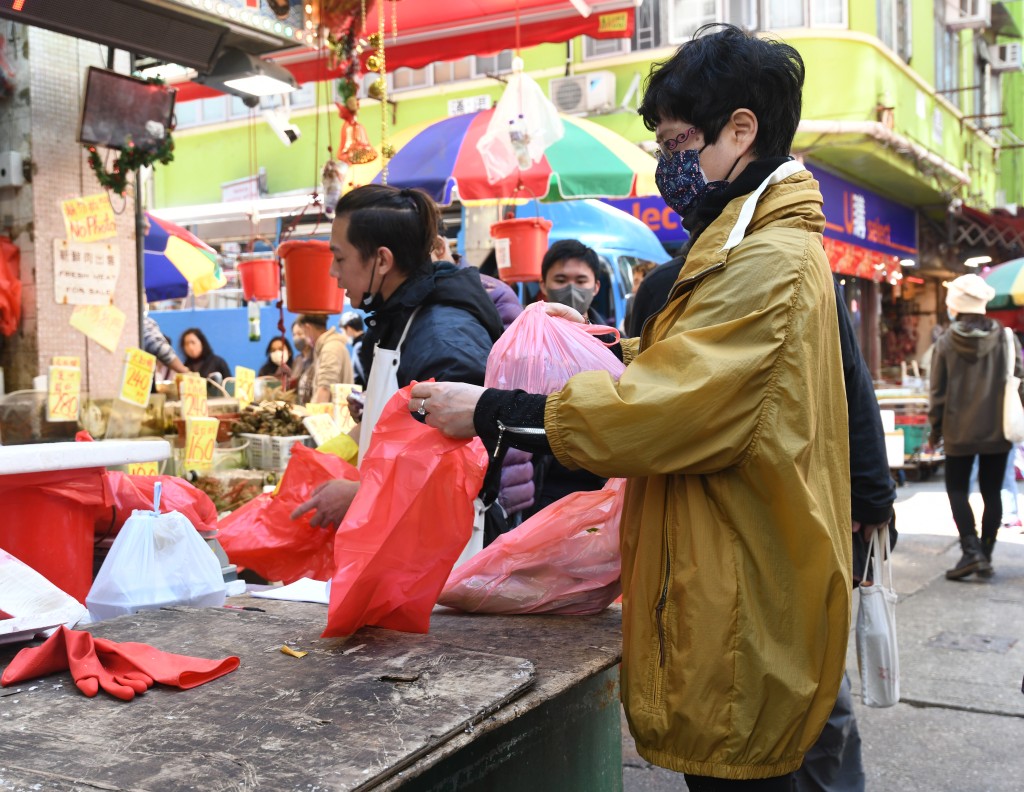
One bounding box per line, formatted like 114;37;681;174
474;50;515;77
668;0;845;42
229;95;255;119
878;0;912;60
934;2;961;107
583;35;631;59
200;96;227;124
433;57;474;84
390;65;431;92
174;100;199;128
632;0;662;50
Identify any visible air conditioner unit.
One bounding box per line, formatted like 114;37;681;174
990;43;1023;72
944;0;990;31
549;72;616;115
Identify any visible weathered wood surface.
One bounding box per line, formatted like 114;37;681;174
0;600;623;792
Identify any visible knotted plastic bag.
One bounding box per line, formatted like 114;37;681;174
217;444;359;584
323;384;488;637
485;302;625;394
86;482;226;622
439;478;625;615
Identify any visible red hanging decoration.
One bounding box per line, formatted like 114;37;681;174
336;100;377;165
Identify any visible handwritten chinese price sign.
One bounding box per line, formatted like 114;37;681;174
235;365;255;409
118;348;156;408
126;461;159;476
47;365;81;422
179;375;208;419
184;416;219;472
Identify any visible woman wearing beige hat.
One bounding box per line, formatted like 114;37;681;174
929;273;1023;579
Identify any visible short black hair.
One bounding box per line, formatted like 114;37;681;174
638;24;804;158
334;185;440;277
343;314;364;332
298;313;327;328
541;239;600;282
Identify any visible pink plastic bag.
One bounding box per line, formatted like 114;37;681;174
438;478;625;616
323;385;488;637
484;301;625;394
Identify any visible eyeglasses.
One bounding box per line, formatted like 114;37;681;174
656;127;699;159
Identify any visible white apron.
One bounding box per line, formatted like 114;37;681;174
356;306;484;564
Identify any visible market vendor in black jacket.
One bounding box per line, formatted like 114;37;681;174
291;184;504;529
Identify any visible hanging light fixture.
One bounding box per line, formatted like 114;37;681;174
197;47;298;105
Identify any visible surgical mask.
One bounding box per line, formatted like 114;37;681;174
655;145;731;217
293;337;308;353
547;284;596;315
270;349;289;366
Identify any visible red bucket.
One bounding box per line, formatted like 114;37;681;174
238;259;280;301
278;240;346;314
490;217;553;283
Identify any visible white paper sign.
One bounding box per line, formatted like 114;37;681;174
53;240;120;305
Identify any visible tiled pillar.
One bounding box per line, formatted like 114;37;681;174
0;25;140;398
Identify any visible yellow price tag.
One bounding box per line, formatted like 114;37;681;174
47;365;81;422
305;402;335;415
61;193;117;243
184;416;219;472
235;365;255;409
179;375;208;418
70;304;126;353
126;461;159;476
118;347;156;408
52;356;80;368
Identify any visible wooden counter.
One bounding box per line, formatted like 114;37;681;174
0;599;623;791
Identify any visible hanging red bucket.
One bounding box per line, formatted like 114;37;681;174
237;259;280;302
278;240;346;314
489;217;553;283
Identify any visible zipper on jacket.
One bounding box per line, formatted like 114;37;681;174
493;419;547;459
654;543;671;666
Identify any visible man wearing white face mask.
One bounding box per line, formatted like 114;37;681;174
539;239;603;323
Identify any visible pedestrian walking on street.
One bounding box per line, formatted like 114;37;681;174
408;24;852;790
928;273;1022;579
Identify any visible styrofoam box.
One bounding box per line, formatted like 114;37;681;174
880;409;896;433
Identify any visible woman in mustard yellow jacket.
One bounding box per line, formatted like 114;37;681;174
411;26;851;789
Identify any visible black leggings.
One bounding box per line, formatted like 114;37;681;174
684;773;794;791
944;452;1009;541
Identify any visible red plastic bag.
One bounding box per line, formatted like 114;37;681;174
217;445;359;584
439;478;625;615
484;301;625;394
102;472;219;537
0;236;22;336
323;385;488;637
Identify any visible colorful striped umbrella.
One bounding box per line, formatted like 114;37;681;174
982;257;1024;310
144;213;226;302
343;109;658;205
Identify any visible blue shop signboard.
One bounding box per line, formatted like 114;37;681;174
812;167;918;259
599;196;688;246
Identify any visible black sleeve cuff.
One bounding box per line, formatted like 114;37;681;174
473;388;551;456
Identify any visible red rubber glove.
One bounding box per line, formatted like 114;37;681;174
93;637;239;689
1;626;143;700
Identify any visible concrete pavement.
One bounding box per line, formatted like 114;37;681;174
622;477;1024;791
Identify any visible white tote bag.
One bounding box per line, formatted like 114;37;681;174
856;524;900;707
1002;328;1024;444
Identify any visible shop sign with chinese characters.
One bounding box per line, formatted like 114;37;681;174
53;240;120;305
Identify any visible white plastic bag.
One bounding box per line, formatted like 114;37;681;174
86;482;225;621
476;57;564;183
1002;328;1024;443
856;524;899;707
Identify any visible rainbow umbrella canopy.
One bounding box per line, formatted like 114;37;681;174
144;213;226;302
344;108;658;204
982;257;1024;310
